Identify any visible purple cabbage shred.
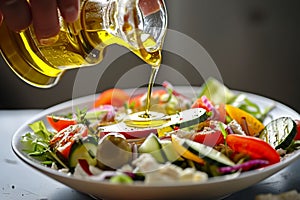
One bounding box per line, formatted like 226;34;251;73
218;159;269;174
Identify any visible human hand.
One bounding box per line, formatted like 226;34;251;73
0;0;79;45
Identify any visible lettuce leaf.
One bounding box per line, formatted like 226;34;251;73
21;120;67;168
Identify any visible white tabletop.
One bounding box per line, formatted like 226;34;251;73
1;110;300;200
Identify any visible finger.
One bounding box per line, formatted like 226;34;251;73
0;0;32;31
30;0;60;44
57;0;79;22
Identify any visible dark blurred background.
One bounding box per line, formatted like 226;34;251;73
0;0;299;112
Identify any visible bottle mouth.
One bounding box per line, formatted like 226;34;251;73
137;0;168;51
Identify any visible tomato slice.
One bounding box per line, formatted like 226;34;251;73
128;89;167;110
47;115;77;132
152;90;168;102
193;130;224;147
294;120;300;140
191;98;210;112
50;124;88;159
226;134;280;165
128;94;143;109
78;159;93;176
94;88;129;108
215;103;226;123
57;141;73;160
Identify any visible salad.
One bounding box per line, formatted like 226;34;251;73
21;78;300;184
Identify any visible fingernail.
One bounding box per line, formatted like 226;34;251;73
39;34;59;46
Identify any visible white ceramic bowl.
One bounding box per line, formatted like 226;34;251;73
12;87;300;200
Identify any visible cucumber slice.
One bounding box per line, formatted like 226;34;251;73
99;108;208;139
172;135;235;166
174;108;208;129
69;137;98;168
158;108;208;137
138;133;166;163
259;117;297;149
160;140;181;162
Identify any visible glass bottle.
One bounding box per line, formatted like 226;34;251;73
0;0;167;88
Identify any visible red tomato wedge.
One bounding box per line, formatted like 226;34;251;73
128;89;167;109
128;94;143;109
78;159;93;176
193;130;224;147
50;124;88;159
47;115;77;132
94;88;129;108
226;134;280;165
191;98;210;112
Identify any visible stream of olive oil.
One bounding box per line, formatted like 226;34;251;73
124;65;171;128
122;5;169;128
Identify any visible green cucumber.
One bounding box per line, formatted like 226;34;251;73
173;135;235;166
138;133;166;163
138;133;182;163
173;108;208;129
100;108;208;138
160;140;181;162
259;117;297;149
157;108;209;137
69;136;98;168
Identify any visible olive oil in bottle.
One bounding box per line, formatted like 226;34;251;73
0;0;167;88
